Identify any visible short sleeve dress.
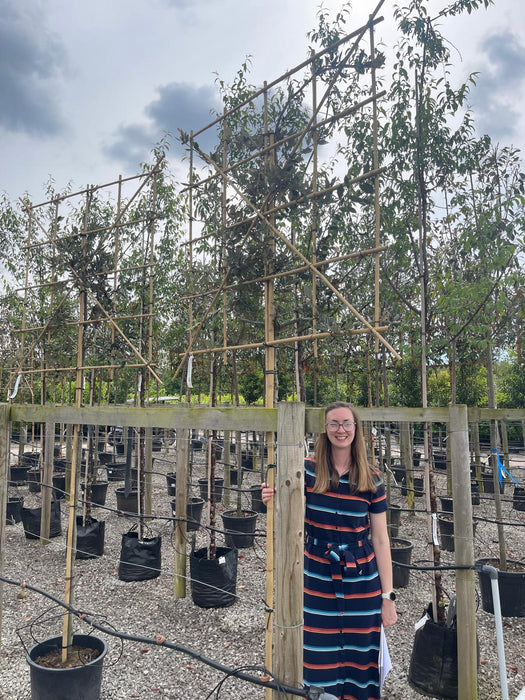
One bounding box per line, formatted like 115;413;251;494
303;458;388;700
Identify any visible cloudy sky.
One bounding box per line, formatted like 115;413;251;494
1;0;524;203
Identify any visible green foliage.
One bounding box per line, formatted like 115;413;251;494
237;361;264;405
497;359;525;408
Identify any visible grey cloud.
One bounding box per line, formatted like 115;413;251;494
105;82;220;170
104;124;158;173
0;0;65;135
473;30;525;142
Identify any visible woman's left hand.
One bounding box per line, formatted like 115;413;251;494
381;599;398;627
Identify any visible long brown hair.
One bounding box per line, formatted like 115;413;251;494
312;401;378;494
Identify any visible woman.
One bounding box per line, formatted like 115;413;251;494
262;401;397;700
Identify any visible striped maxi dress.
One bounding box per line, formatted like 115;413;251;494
303;458;388;700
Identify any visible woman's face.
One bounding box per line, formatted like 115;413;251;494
325;406;356;450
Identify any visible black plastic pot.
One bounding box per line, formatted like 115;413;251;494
82;481;109;507
198;477;224;503
190;545;238;608
481;472;504;494
476;558;525;617
118;531;161;582
21;452;40;468
21;501;62;540
250;484;267;514
98;451;114;465
27;468;41;493
408;615;459;699
6;496;24;525
513;486;525;512
170;497;205;532
106;463;126;481
221;509;258;548
115;487;138;515
439;495;454;513
434;451;447;470
390;537;413;588
166;472;176;497
52;473;67;500
8;464;30;485
401;476;424;498
27;633;107;700
438;515;478;553
387;504;401;539
241;450;254;469
413;451;422;468
76;516;105;559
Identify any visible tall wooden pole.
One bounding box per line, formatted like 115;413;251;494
273;402;305;692
62;188;90;659
449;404;478;699
174;428;189;598
263;87;277;697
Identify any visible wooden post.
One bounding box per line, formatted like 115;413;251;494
400;423;413;511
449;404;478;700
40;421;54;544
174;428;189;598
273;402;305;695
0;404;10;643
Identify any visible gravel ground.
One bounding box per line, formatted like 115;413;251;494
1;442;525;700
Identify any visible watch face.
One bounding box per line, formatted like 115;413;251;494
390;591;396;601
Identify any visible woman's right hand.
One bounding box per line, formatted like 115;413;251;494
261;483;276;505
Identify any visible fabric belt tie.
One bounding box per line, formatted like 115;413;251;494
325;541;364;576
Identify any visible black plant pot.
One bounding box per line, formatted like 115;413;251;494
27;468;41;493
413;451;422;468
82;481;109;507
476;558;525;617
115;487;139;515
106;463;126;481
27;633;107;700
438;515;478;553
21;501;62;540
198;477;224;503
513;486;525;512
390;537;413;588
387;504;401;539
481;473;504;494
221;509;258;549
166;472;177;496
54;458;67;473
408;614;460;699
8;464;30;485
401;476;424;497
118;531;161;582
52;473;67;500
434;451;447;470
250;484;267;514
97;451;114;465
190;545;238;608
171;497;205;532
439;495;454;513
76;516;105;559
6;496;24;525
21;452;40;468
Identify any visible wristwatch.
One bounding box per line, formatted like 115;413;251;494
381;591;396;601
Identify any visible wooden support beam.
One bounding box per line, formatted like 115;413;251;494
174;428;189;598
273;401;305;695
449;404;478;700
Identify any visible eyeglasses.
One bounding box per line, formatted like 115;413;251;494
325;420;356;432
